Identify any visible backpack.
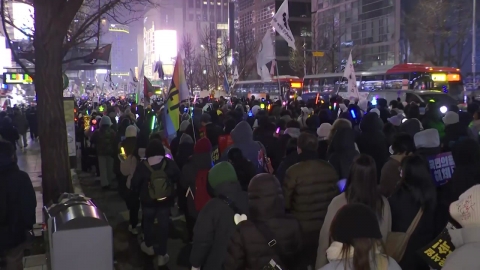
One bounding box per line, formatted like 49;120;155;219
144;160;172;201
194;169;211;211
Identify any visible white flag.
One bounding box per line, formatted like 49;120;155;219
256;31;275;79
343;52;359;100
270;60;276;76
271;0;296;50
233;66;239;80
260;65;271;81
136;61;144;102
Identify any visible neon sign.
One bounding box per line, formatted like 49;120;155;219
3;73;33;84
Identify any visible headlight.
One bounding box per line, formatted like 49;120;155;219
440;106;448;114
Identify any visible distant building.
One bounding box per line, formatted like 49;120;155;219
102;24;137;83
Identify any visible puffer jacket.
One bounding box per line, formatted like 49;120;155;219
443;227;480;270
327;128;359;179
284;151;339;247
224;174;303;270
190;181;249;270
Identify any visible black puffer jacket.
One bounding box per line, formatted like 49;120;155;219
224;174;303;270
328;128;359;179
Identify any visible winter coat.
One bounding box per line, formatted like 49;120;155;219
0;162;36;252
327;128;359;180
442;122;468;152
315;193;392;269
389;186;436;270
91;126;117;156
379;156;403;197
224;174;303;270
275;151;299;185
190;181;248;270
12;112;28;134
284;151;339;247
221;121;266;173
320;256;401;270
175;134;195;170
0;123;19;149
119;155;137;189
443;227;480;270
204;122;223;147
130;156;181;208
179;152;213;219
356;112;390;181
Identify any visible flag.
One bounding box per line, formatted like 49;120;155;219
260;65;271;81
144;76;154;98
343;51;360;100
257;31;275;80
270;60;276;76
84;44;112;64
223;74;230;94
271;0;296;50
233;66;239;80
163;53;189;138
154;61;165;80
129;68;138;83
136;62;144;104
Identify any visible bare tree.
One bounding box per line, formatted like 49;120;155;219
236;28;258;80
406;0;472;67
1;0;155;205
181;34;198;94
313;12;346;73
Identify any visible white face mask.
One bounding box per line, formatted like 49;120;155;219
389;145;394;155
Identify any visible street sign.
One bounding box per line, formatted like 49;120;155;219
313;51;325;57
3;73;33;84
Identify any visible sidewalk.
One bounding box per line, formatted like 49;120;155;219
78;172;191;270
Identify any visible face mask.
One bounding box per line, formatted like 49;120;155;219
389;145;394;155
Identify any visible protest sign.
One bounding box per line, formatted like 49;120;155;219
427;152;455;186
418;227;455;269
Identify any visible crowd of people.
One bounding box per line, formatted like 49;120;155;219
2;93;480;269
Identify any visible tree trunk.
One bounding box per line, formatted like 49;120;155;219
34;3;73;206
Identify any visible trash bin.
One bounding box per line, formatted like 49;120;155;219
43;193;112;270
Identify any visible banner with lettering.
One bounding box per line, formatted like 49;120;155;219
427;152;455;186
418;226;455;269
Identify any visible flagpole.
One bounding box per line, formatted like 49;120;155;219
275;59;282;99
189;98;197;143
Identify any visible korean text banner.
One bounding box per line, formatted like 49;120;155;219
427;152;455;186
418;228;454;269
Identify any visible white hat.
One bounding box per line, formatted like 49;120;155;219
370;108;381;117
442;111;459;125
251;105;260;116
414;128;440;148
179;120;190;132
317;123;332;138
387;115;403;126
125;125;137;138
450;185;480;228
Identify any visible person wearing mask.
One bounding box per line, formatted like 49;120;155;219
0;140;36;269
227;148;256;191
130;139;181;266
328;128;359;180
220;121;266;173
284;132;339;268
319;204;401;270
190;162;248;270
380;133;416;197
316;155;392;269
179;138;213;243
356;112;389;181
224;174;303;269
442;185;480;270
388;155;437;270
91;116;116;189
11;108;28;149
118;125;140;235
442;111;468;152
317;123;332;160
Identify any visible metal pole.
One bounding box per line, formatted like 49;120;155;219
473;0;477;91
303;35;307;76
275;60;282;99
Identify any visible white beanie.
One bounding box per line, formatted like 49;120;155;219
387;115;403;126
125;125;137;138
442;111;459;125
179;120;190;132
414;128;440;148
100;115;111;126
370;108;381;117
251;105;260;116
450;185;480;228
317;123;332;138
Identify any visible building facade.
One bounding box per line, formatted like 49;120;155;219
102;24;137;82
237;0;311;77
311;0;402;72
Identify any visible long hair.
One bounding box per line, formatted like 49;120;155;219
341;238;387;270
401;155;437;210
345;155;384;219
328;118;352;143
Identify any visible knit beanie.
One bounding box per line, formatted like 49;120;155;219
100;115;112;126
125;125;137;138
317;123;332;138
450;184;480;228
330;203;382;244
208;162;238;189
414;128;440;149
442;111;459;126
251;105;260;116
370;108;381;117
387;115;403;127
179;120;190;132
194;137;212;154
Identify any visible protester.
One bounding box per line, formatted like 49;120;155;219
414;128;441;161
175;133;195;170
12;108;28;149
328;128;359;180
170;120;191;160
274;138;298;185
90;116;117;189
316;123;331;160
442;111;468;152
200;113;222;148
227;148;256;191
0;117;19;151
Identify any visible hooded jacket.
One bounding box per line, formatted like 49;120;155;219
327;128;359;179
190;167;248;270
284;151;339;246
180;138;213;219
224;174;303;270
356;112;389;180
442;122;468;152
12;111;28;134
221;121;266;173
443;227;480;270
175;133;195;170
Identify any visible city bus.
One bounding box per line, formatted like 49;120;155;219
303;63;464;101
232;76;303;100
